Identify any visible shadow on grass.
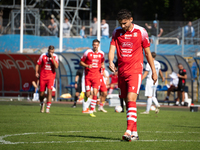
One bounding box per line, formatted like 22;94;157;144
49;134;120;141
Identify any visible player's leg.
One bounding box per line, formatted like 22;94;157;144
108;84;114;94
45;79;54;113
89;88;98;117
46;88;52;113
98;91;107;113
72;91;79;108
122;74;141;141
39;79;46;113
141;84;152;114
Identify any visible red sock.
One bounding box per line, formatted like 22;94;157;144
46;102;51;109
126;101;137;135
90;96;97;111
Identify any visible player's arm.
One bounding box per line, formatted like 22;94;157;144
145;23;152;29
158;28;163;37
144;47;157;84
50;55;59;69
159;70;165;82
142;71;149;81
178;73;187;79
74;75;79;89
79;61;92;69
108;45;116;72
35;64;40;78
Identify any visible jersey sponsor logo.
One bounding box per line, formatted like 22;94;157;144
121;42;133;48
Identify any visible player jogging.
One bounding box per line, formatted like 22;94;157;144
108;9;157;141
141;52;165;114
35;45;59;113
80;39;105;117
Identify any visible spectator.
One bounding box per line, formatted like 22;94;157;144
32;77;40;93
175;63;187;106
48;18;58;36
145;20;163;43
0;10;3;34
71;67;84;108
184;21;195;45
63;18;71;37
90;17;97;36
164;72;179;101
101;19;109;38
80;26;86;38
35;45;59;113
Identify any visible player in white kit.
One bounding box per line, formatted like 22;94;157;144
141;52;165;114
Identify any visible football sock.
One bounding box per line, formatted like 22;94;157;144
108;88;113;94
86;98;92;109
82;100;86;111
46;102;51;109
120;98;124;111
152;97;159;107
126;101;137;135
74;95;78;105
90;96;97;113
99;102;104;108
146;98;152;112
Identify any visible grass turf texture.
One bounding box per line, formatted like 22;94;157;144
0;101;200;150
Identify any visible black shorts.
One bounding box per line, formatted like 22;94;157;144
178;82;185;92
75;84;82;93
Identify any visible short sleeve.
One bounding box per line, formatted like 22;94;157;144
110;29;117;46
141;28;150;48
80;51;88;62
145;63;150;71
37;54;43;65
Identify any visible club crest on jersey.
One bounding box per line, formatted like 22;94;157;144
133;32;137;37
90;54;92;57
98;54;101;58
121;42;133;48
132;86;135;90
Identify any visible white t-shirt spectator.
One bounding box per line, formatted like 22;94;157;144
63;22;71;37
101;23;109;37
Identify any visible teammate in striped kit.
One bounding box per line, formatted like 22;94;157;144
141;52;165;114
80;39;105;117
108;9;157;141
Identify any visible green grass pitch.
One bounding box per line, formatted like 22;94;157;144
0;101;200;150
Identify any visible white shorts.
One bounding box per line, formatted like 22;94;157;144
145;83;157;97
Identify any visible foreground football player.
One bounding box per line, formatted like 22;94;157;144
108;9;157;141
35;45;59;113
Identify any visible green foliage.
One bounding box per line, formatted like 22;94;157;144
0;101;200;150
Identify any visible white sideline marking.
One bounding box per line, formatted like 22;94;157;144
0;131;200;145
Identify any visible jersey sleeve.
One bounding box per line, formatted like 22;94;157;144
80;50;88;62
54;54;59;64
110;29;117;46
183;69;187;75
145;63;150;71
101;52;105;63
37;54;43;65
141;28;150;48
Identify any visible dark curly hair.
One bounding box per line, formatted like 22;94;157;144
117;9;132;20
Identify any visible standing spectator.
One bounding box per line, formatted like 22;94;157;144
80;39;105;117
141;52;165;114
145;20;163;43
90;17;97;36
80;26;86;38
0;10;3;34
63;18;71;37
35;45;59;113
48;18;58;36
71;67;84;108
176;63;187;106
101;19;109;38
184;21;195;45
108;9;157;141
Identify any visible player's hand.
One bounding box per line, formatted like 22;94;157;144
162;77;165;82
109;61;115;72
49;52;54;58
88;64;92;69
36;72;39;78
152;72;158;85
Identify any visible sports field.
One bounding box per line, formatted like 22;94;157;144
0;100;200;150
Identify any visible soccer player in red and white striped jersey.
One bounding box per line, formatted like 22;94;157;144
108;9;157;141
80;39;105;117
35;45;59;113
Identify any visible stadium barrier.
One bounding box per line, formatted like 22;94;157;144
0;53;196;103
